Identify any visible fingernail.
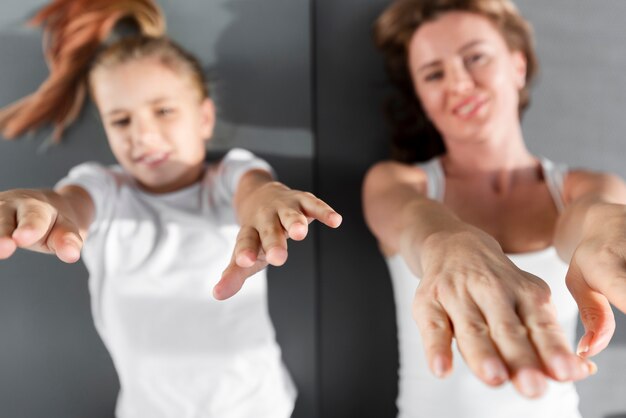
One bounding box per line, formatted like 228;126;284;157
577;332;594;356
433;355;447;378
330;213;343;226
235;253;253;268
586;360;598;375
267;247;288;266
483;358;508;382
64;238;80;251
551;355;572;381
516;369;545;398
289;223;308;240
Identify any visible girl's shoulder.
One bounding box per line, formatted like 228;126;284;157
55;161;133;201
202;148;274;202
210;147;272;173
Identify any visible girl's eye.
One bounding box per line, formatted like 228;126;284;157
111;117;130;127
157;107;175;116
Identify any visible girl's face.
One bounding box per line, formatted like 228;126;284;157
91;57;215;194
408;11;527;145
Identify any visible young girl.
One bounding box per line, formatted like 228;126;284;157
0;0;341;417
364;0;626;417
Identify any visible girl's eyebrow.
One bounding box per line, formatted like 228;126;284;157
416;39;487;74
105;109;127;118
105;97;175;116
149;97;175;105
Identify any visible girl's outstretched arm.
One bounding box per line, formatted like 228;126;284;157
212;169;342;300
0;185;94;263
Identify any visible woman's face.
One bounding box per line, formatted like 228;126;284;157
408;11;527;144
91;57;215;194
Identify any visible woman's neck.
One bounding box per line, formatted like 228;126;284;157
440;127;539;194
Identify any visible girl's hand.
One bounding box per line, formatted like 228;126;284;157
0;189;85;263
411;228;593;398
213;181;342;300
565;202;626;359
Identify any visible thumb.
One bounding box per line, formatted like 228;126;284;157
46;217;83;264
213;260;266;301
565;259;615;358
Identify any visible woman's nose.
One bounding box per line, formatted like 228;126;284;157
445;62;474;94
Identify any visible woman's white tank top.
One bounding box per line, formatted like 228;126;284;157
386;157;581;418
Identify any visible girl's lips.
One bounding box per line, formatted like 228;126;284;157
135;151;170;168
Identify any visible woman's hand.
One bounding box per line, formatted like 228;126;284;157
363;161;594;398
0;188;90;263
565;202;626;359
411;227;593;398
213;178;342;300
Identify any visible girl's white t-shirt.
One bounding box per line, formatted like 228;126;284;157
56;148;295;418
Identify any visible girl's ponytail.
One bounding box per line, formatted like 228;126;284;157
0;0;165;141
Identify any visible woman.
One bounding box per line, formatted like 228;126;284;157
363;0;626;416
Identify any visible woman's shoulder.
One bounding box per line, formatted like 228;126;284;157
564;167;620;182
365;159;430;186
362;159;434;227
563;168;626;204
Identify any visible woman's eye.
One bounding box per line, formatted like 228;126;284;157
465;53;486;66
424;70;444;82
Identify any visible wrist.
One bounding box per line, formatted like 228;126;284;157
582;201;626;237
419;228;505;278
236;181;290;224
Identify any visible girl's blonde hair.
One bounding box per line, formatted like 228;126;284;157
0;0;208;141
374;0;538;163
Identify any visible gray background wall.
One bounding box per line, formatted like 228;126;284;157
0;1;625;417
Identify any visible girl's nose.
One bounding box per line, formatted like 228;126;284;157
131;116;161;148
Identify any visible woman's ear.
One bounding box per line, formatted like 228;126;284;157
200;98;216;141
511;50;527;89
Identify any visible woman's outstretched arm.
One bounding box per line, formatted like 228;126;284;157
555;170;626;358
363;160;592;399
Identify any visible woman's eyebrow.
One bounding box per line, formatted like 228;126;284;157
458;39;486;53
416;39;487;74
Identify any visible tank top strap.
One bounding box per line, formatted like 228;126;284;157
415;157;567;210
540;157;568;213
415;157;445;202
